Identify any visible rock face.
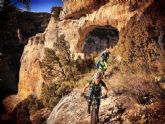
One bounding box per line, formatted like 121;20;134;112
47;89;89;124
61;0;109;19
18;33;45;99
0;11;50;108
46;89;120;124
113;1;165;73
59;0;154;53
47;89;117;124
18;8;62;100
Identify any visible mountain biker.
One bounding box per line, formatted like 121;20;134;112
81;71;108;122
98;57;108;72
97;48;110;73
100;48;110;62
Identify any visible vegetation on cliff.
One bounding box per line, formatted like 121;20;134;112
40;35;78;109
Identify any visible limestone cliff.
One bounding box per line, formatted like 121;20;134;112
18;33;45;99
61;0;109;19
59;0;154;53
0;11;50;107
113;2;165;73
18;8;61;100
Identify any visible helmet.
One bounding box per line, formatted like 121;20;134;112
101;55;106;61
105;48;110;54
94;72;103;79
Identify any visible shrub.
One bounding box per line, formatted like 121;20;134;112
40;35;81;82
41;81;74;110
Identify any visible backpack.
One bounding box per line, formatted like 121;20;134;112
95;60;100;68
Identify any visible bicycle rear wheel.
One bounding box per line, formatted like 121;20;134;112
91;108;98;124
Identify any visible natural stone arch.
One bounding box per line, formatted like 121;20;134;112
64;0;153;54
76;25;119;53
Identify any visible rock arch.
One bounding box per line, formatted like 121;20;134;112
61;0;153;53
81;26;119;54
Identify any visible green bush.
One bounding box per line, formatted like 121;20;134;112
41;81;74;110
40;35;92;110
40;35;81;82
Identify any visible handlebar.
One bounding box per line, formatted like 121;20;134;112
81;93;107;99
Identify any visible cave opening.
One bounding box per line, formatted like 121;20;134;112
75;26;119;73
82;26;119;55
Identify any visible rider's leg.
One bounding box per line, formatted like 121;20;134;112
88;104;91;114
87;98;92;114
87;88;93;114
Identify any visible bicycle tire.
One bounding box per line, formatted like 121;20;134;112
91;107;97;124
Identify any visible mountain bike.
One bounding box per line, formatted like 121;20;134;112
83;95;107;124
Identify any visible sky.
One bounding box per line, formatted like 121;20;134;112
11;0;63;13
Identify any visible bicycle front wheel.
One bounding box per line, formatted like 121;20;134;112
91;107;98;124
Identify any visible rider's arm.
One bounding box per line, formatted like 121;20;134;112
82;83;89;93
104;85;108;95
101;81;108;95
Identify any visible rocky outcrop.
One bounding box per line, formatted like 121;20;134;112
47;89;88;124
17;8;62;100
2;95;20;114
18;33;45;99
44;7;61;49
47;90;119;124
61;0;109;19
59;0;154;53
0;11;50;112
113;1;165;73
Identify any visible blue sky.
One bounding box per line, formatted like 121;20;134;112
11;0;63;13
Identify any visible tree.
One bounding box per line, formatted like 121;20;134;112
0;0;31;12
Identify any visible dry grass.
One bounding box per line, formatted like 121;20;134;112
107;72;164;101
104;71;165;123
75;70;97;88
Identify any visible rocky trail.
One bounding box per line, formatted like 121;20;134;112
11;68;165;124
47;69;165;124
47;89;120;124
